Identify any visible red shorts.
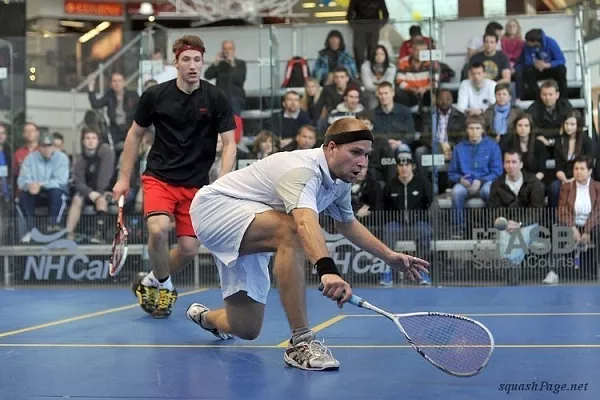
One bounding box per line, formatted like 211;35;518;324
141;175;200;237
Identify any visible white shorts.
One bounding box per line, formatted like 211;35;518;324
190;187;273;304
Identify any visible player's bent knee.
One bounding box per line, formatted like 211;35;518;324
177;236;200;259
225;291;265;341
147;214;171;243
233;325;262;341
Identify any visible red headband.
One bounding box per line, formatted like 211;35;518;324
175;44;206;60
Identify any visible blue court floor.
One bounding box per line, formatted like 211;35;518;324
1;285;600;400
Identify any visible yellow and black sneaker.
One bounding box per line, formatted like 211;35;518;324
152;286;178;319
131;274;158;315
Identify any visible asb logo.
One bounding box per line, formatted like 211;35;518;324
23;228;111;281
321;229;385;274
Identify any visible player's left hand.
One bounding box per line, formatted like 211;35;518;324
387;253;430;281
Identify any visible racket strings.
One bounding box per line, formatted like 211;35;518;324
111;230;127;266
400;315;492;375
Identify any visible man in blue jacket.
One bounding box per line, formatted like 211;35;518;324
448;115;503;235
517;29;567;100
16;134;70;240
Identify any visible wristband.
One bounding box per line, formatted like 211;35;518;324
314;257;340;279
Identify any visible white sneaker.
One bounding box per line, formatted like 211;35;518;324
284;332;340;371
543;271;559;285
186;303;234;340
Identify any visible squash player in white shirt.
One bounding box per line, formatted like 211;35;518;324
185;117;430;371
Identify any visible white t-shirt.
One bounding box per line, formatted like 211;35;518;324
575;179;592;227
505;174;523;196
206;147;355;223
456;78;497;113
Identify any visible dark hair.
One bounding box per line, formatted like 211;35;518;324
470;62;485;71
297;124;317;137
283;90;300;100
557;110;585;162
485;22;503;34
525;29;543;43
80;126;101;144
409;25;422;37
333;66;349;75
504;149;523;162
344;84;361;97
484;32;498;42
508;113;536;168
376;81;394;91
495;82;512;95
369;45;390;76
52;132;64;141
325;30;345;51
540;79;559;93
573;155;594;170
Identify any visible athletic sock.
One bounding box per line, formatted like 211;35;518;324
291;327;313;345
158;276;174;291
200;312;215;330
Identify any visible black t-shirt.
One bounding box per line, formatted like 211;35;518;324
470;51;510;82
134;79;236;187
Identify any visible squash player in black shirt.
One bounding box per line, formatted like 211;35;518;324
112;35;238;318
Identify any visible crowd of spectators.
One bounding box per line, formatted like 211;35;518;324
0;17;594;286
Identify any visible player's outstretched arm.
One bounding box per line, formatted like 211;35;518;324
334;219;429;281
291;208;353;304
218;130;237;178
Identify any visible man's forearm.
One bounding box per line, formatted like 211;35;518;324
292;210;331;265
335;220;394;262
118;130;143;183
218;141;237;178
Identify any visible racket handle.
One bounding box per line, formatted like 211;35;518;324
118;195;125;208
317;284;363;307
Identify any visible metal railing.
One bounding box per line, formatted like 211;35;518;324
1;207;597;289
68;24;163;137
576;4;594;132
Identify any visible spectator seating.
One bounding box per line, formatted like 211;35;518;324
223;13;585;127
12;12;593;241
